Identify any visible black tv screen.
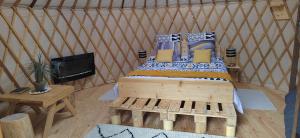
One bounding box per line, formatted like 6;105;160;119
51;53;95;84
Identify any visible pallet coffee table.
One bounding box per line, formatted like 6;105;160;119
0;85;76;138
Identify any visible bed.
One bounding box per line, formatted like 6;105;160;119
110;32;242;137
117;56;243;111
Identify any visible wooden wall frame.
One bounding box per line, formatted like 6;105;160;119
0;1;298;93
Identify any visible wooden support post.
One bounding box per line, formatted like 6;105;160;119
0;124;2;138
110;109;121;125
194;115;207;133
226;117;237;137
0;113;34;138
132;110;143;127
43;104;56;138
226;125;236;137
167;113;176;121
63;97;76;116
163;120;173;131
160;113;168;120
111;115;121;125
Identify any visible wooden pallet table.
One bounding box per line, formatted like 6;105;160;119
110;97;237;137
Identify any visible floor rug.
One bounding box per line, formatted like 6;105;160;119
236;89;276;111
85;124;229;138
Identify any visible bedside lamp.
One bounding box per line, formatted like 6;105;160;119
138;50;147;65
225;48;237;67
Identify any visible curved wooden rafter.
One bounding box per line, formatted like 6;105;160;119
0;0;251;9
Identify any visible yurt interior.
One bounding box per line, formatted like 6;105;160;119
0;0;299;138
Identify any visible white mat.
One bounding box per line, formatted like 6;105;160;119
99;85;118;101
236;89;276;111
86;124;230;138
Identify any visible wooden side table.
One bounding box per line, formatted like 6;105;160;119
0;85;76;138
227;65;240;83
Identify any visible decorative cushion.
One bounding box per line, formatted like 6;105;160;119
156;49;174;62
149;33;181;61
187;32;216;57
193;49;211;63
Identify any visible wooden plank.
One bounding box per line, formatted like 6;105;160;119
121;97;136;109
222;103;236;117
195;102;207;114
130;98;148;110
119;77;234;103
63;98;76;116
181;101;192;113
143;99;157;110
157;100;170;111
168;100;181;112
211;102;220;113
111;97;127;108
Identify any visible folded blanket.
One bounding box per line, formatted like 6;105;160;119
128;70;232;81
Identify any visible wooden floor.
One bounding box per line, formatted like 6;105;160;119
33;83;286;138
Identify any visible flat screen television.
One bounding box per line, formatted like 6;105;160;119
51;53;95;84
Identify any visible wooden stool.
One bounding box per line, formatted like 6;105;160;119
0;113;34;138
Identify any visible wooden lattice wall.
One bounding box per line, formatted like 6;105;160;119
0;0;298;93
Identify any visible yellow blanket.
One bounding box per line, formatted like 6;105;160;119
128;70;232;81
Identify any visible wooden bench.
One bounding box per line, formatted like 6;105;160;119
110;97;237;137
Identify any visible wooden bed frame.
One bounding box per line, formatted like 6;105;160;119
118;77;234;103
110;76;237;137
110;34;236;136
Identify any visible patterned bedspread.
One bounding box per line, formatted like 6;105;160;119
137;57;228;73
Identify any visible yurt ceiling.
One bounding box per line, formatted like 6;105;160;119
1;0;256;9
0;0;298;93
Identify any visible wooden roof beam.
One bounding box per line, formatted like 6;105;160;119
121;0;125;8
0;0;4;6
72;0;79;9
29;0;37;8
84;0;91;9
44;0;52;8
58;0;66;9
13;0;21;7
97;0;102;9
133;0;136;8
109;0;114;9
